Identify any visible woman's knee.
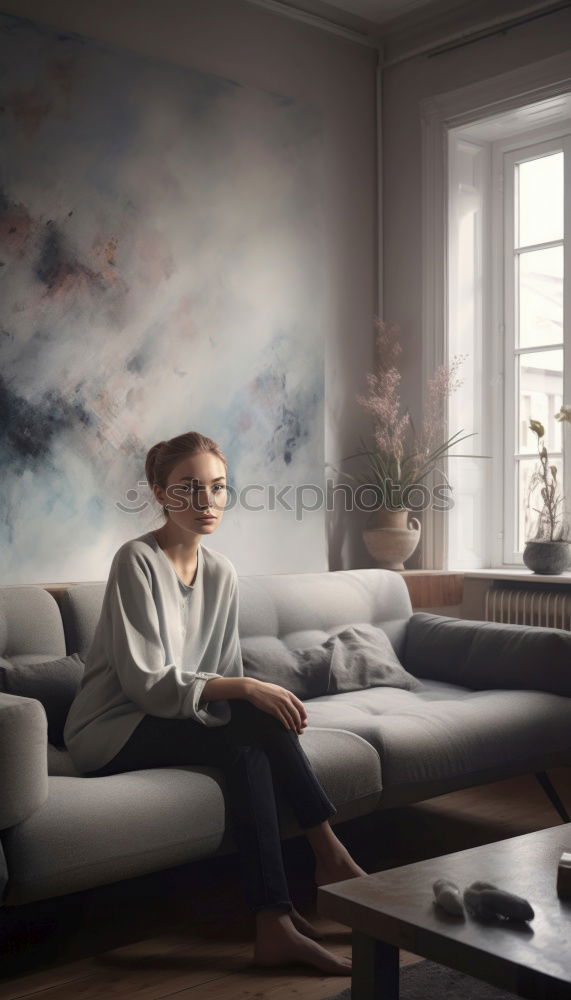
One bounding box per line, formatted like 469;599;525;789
215;739;272;780
229;698;286;735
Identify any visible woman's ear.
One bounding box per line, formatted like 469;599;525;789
152;483;165;508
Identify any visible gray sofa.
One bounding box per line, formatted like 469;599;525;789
1;566;571;909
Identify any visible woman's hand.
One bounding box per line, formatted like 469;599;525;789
244;678;308;734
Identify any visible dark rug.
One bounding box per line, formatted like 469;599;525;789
328;958;521;999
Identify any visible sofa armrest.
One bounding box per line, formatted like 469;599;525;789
0;693;48;831
402;612;571;697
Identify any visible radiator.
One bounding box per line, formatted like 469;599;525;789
484;586;571;630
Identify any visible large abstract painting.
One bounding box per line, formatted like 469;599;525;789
0;13;326;583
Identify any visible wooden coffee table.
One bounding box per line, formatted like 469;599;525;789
317;824;571;999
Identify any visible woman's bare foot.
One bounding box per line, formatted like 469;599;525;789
290;907;324;940
314;841;368;887
254;910;351;975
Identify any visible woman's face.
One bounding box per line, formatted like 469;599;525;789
154;451;228;534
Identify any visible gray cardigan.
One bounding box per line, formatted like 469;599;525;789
63;531;244;774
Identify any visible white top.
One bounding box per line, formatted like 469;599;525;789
63;530;244;774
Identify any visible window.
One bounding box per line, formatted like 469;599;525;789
502;142;567;562
447;109;571;568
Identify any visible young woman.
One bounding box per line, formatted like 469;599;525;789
64;432;367;974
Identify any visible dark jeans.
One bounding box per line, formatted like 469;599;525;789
84;699;337;913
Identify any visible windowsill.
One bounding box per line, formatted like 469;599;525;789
400;570;464;576
462;568;571;585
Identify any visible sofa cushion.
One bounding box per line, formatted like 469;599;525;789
0;586;66;661
48;743;83;777
237;568;413;661
0;693;49;832
241;623;424;699
305;679;571;806
59;583;106;660
0;653;84;748
404;612;571;696
1;768;229;905
2;728;382;905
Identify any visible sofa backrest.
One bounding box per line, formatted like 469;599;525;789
59;584;107;660
0;567;413;665
58;566;413;660
236;569;412;657
0;586;66;667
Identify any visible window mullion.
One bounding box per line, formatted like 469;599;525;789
489;140;506;567
515;237;563;255
514;343;563;355
503;146;517;564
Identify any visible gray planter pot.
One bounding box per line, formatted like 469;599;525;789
522;540;571;575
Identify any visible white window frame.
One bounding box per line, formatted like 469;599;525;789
420;49;571;570
490;127;571;566
446;135;491;570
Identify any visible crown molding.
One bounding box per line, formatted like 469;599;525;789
242;0;382;47
242;0;571;65
381;0;571;67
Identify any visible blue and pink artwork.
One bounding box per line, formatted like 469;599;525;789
0;13;326;582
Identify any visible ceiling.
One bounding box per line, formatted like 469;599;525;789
311;0;452;24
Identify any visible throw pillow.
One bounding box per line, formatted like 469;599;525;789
241;623;424;699
0;653;85;747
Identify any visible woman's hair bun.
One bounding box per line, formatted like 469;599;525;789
145;440;167;488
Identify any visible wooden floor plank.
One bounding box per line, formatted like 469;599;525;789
2;938;254;1000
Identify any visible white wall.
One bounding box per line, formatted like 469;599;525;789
382;4;571;422
0;0;379;571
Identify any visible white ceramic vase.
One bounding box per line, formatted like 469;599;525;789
362;508;421;571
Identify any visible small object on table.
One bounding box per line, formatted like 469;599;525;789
557;850;571;898
464;880;535;922
432;878;465;916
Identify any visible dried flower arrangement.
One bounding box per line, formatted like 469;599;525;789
334;318;474;511
527;416;569;542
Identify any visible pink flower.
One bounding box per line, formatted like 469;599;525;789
356;318;466;481
419;354;466;456
356;323;411;460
